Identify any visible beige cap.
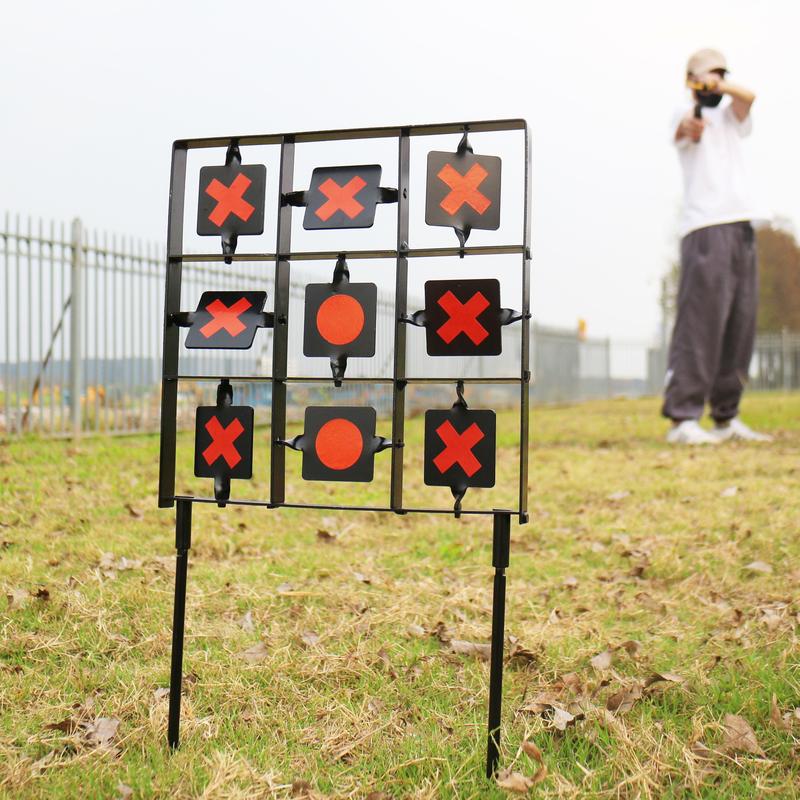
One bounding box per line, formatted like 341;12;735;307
687;48;727;76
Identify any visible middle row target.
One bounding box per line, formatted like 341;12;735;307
179;276;520;373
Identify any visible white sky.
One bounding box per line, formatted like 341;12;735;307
2;0;798;342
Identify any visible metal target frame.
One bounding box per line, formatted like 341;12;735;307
158;119;531;779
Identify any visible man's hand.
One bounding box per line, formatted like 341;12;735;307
694;71;756;122
677;113;706;143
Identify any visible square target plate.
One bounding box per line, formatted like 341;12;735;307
194;406;254;481
185;291;267;349
197;164;266;238
425;151;501;231
303;283;377;358
424;407;496;489
424;278;502;356
301;406;377;482
303;165;382;230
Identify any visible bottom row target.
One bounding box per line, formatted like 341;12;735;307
194;402;496;509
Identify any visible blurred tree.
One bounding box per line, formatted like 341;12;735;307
755;222;800;331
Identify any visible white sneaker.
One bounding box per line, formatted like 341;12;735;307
666;420;719;445
712;417;773;442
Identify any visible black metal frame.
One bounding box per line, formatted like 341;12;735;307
158;119;530;778
158;119;530;519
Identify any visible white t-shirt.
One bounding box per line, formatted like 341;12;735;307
672;99;764;237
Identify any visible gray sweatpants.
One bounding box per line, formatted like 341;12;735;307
662;221;757;423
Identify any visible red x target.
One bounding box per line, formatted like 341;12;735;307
433;420;484;477
197;164;266;239
203;416;244;468
184;292;268;350
200;297;251;338
422;279;502;357
303;165;383;230
195;406;254;482
437;290;490;345
424;408;496;489
438;163;491;216
315;176;367;221
206;174;254;227
425;151;501;232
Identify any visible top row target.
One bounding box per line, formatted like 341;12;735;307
196;141;501;257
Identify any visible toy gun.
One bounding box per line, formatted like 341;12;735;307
687;77;723;117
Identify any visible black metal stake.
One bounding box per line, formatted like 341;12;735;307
168;498;192;749
486;510;511;778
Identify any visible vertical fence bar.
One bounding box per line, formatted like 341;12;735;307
3;212;9;433
69;218;83;438
14;214;21;434
270;135;295;506
390;128;410;511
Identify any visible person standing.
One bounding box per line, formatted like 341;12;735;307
663;48;771;444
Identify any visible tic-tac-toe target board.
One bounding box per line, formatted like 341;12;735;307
158;120;530;520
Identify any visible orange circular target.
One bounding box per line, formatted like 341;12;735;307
315;294;365;346
314;418;363;470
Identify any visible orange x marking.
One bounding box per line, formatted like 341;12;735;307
315;176;367;221
202;416;245;468
200;297;252;338
437;163;491;216
205;173;255;227
433;420;484;477
436;290;490;345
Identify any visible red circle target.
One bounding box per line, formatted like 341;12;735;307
315;418;363;470
315;294;365;346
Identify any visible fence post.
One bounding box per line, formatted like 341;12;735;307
70;218;83;438
781;327;790;392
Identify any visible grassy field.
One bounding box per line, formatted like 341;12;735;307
1;394;799;799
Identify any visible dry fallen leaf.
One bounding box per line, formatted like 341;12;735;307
300;630;320;647
720;486;739;498
84;717;120;749
449;639;491;661
46;717;79;734
124;503;143;519
770;694;792;731
590;649;614;670
496;768;534;793
618;640;641;657
606;684;643;714
6;587;29;609
690;740;715;760
561;575;579;589
521;740;543;761
316;529;338;543
290;780;313;798
550;706;582;731
30;750;56;773
743;561;773;575
241;642;269;663
116;783;134;800
507;640;539;668
722;713;763;755
644;671;684;688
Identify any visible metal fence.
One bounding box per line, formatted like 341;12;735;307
2;213;799;436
